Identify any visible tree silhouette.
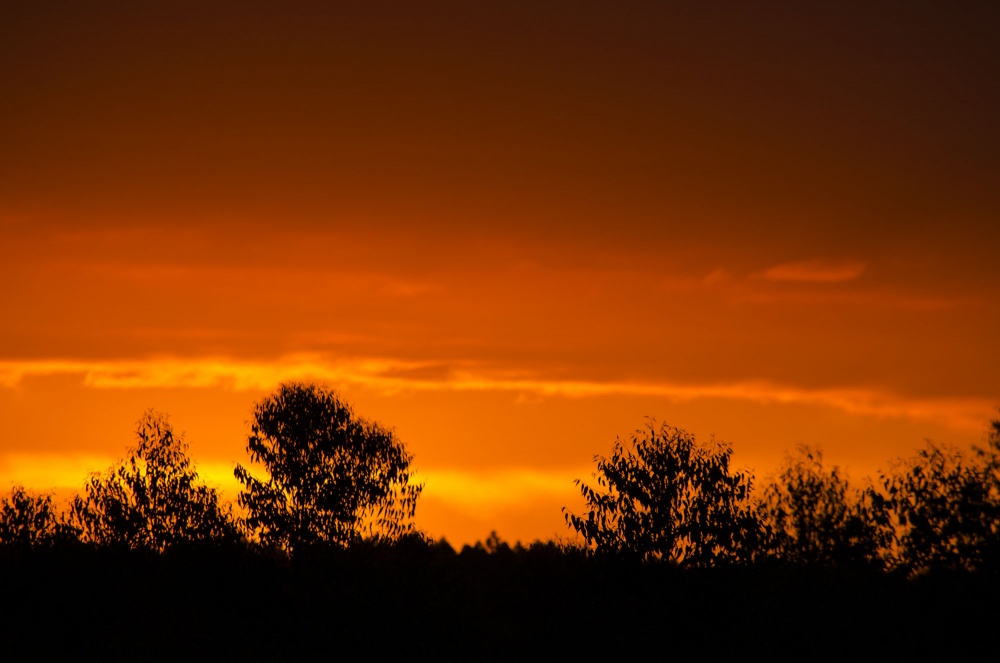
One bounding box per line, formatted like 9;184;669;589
234;382;423;553
0;485;79;549
72;410;237;550
762;445;889;567
880;424;1000;574
564;420;765;566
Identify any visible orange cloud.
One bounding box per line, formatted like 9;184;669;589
0;356;991;433
758;259;867;283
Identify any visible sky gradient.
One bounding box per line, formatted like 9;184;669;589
3;1;999;545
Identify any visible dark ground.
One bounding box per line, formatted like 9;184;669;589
1;543;996;661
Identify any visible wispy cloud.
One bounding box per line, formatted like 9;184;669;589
758;259;867;283
0;355;993;432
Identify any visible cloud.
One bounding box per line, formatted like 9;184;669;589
701;268;732;286
0;355;993;433
758;259;867;283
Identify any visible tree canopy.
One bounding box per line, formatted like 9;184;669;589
234;382;423;553
0;485;78;550
879;424;1000;575
72;410;237;550
564;420;765;566
762;446;889;568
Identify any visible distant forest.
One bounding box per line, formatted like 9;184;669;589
2;382;998;658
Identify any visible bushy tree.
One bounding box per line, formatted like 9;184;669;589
762;446;889;567
564;420;765;566
234;382;423;553
880;427;1000;575
72;410;238;550
0;485;79;549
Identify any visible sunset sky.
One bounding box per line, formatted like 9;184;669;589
2;1;999;546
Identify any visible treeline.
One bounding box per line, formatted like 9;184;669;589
2;382;999;578
2;383;999;658
5;533;995;660
565;419;1000;577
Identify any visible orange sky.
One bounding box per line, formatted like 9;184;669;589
2;1;999;546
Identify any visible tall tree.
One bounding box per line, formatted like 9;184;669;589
234;382;422;553
72;411;237;550
564;420;765;566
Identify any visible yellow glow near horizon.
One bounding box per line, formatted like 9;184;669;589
0;453;118;494
0;450;590;547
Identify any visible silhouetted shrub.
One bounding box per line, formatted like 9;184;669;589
0;485;79;549
762;445;890;568
880;423;1000;575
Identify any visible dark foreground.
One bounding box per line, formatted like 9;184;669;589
1;543;997;661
